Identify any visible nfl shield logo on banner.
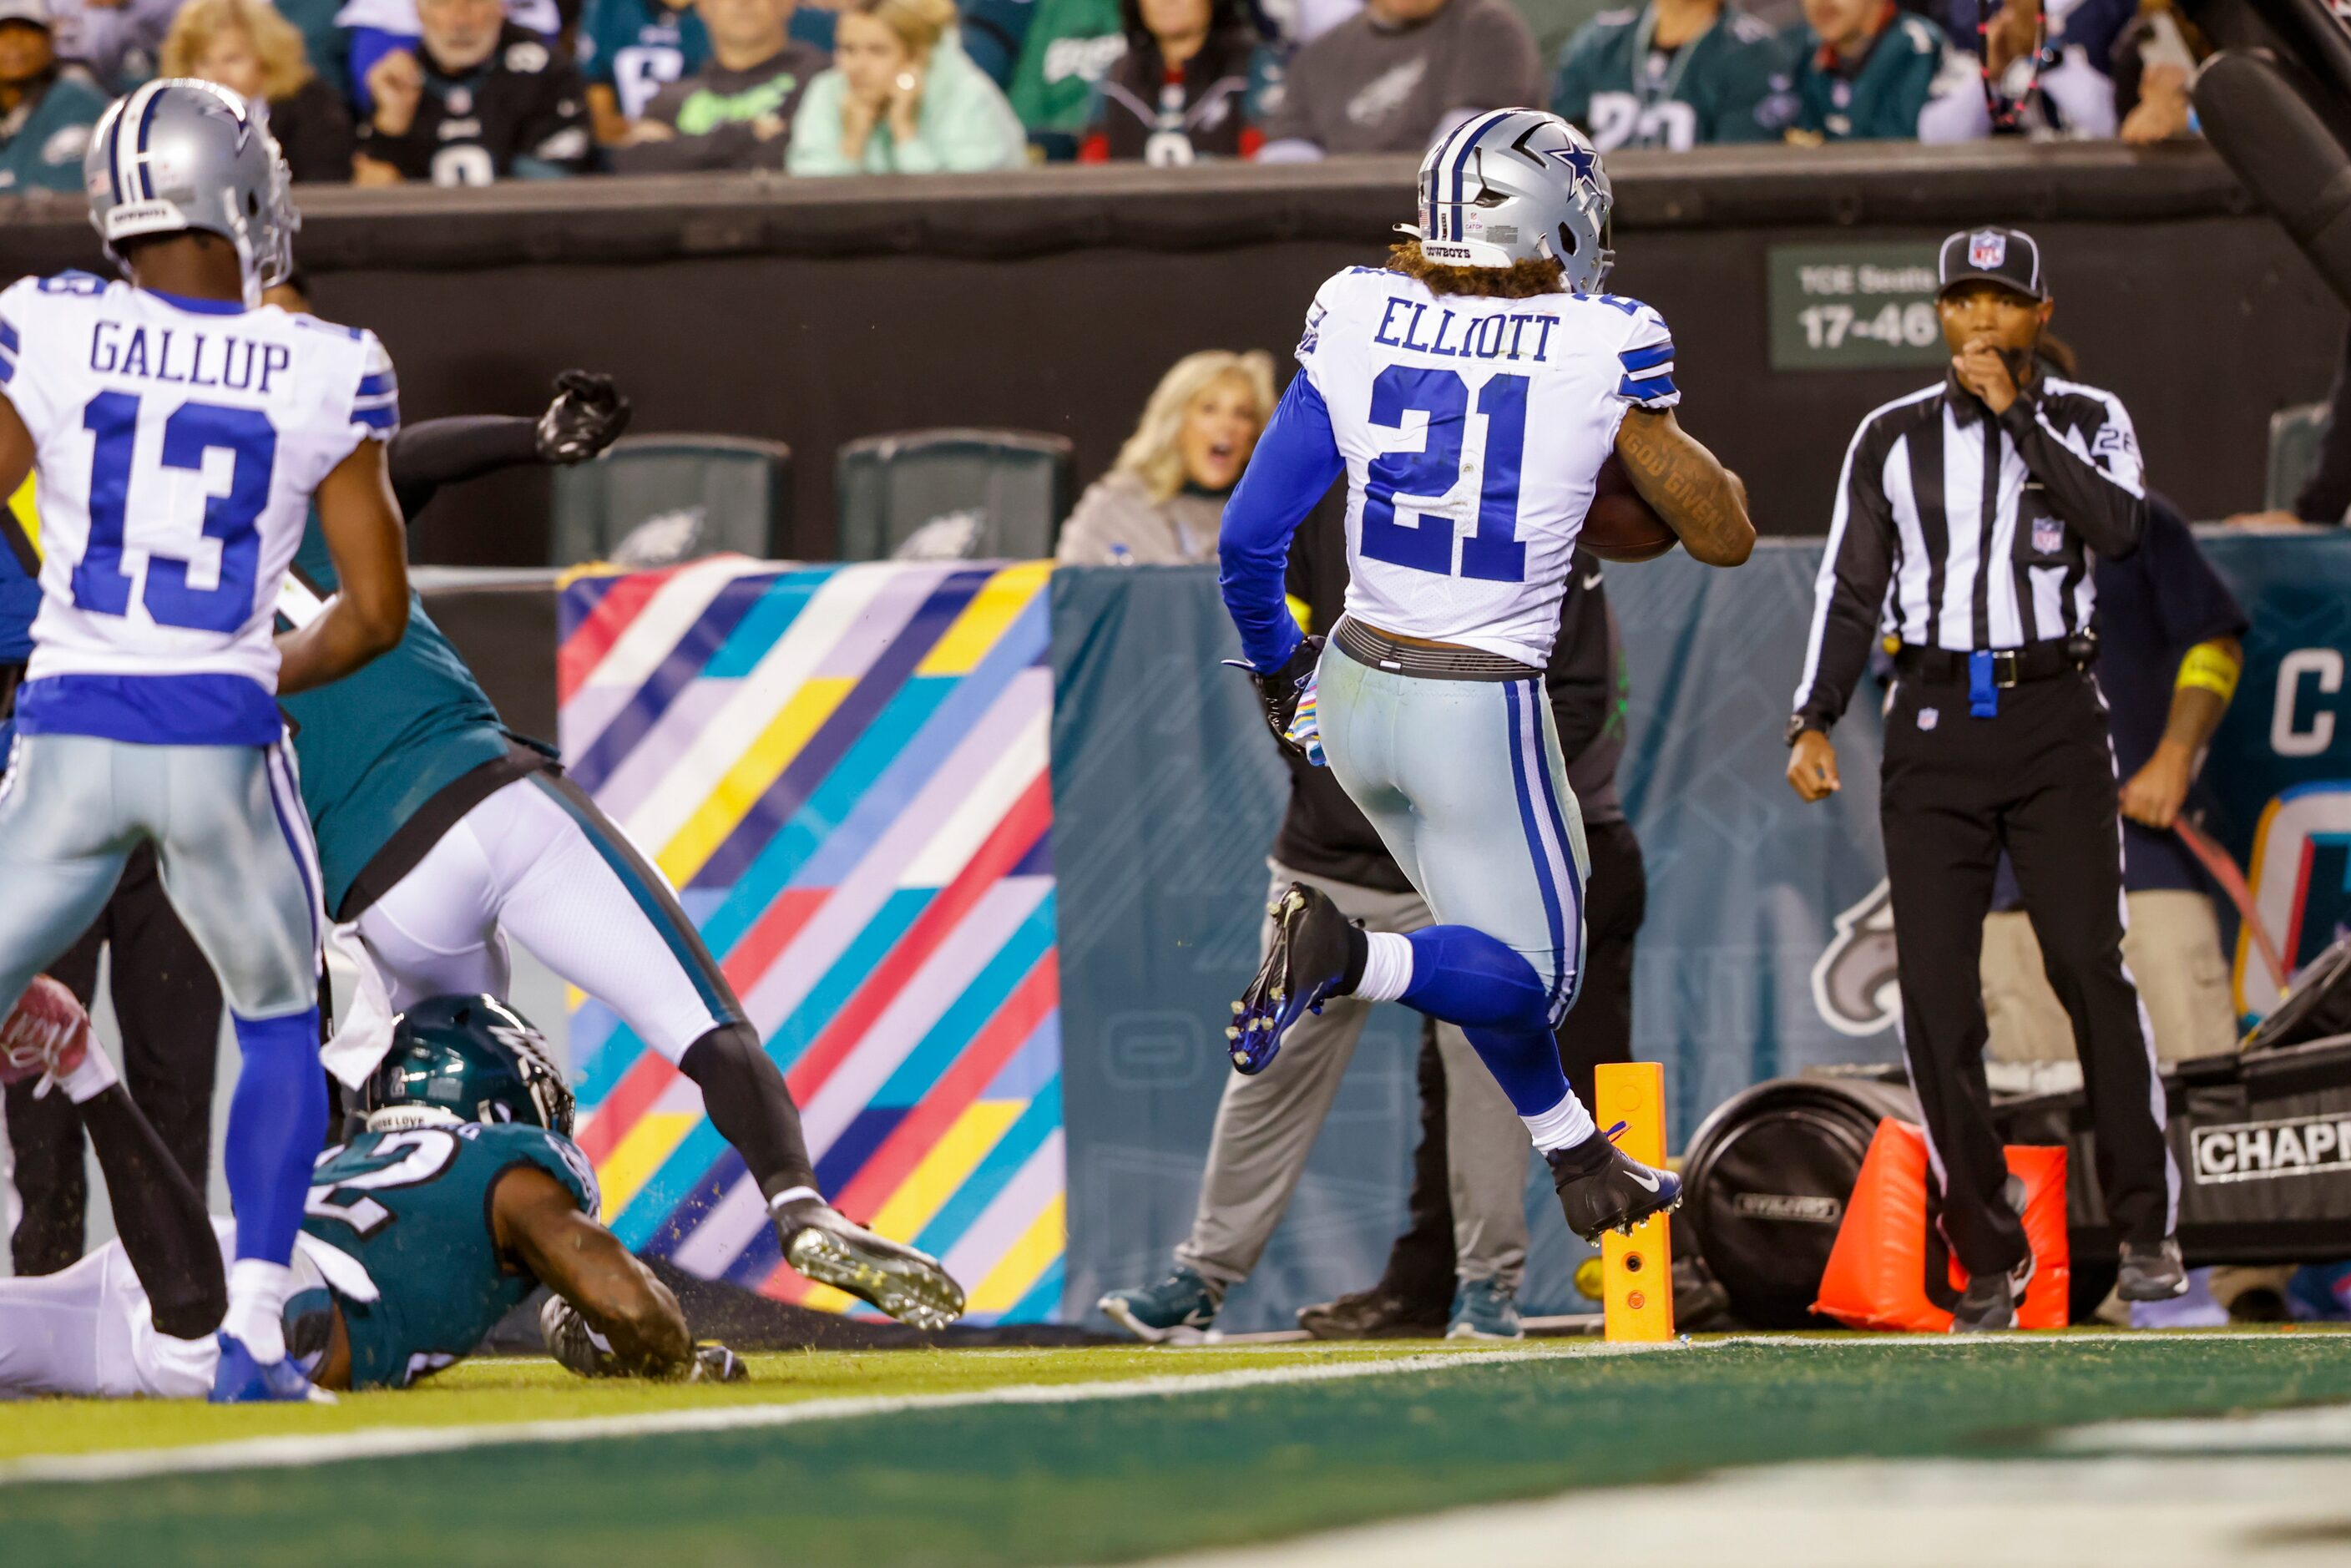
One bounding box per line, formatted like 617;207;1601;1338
1969;230;2007;270
2033;517;2063;554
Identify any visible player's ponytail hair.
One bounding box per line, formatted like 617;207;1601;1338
1115;350;1277;505
854;0;959;56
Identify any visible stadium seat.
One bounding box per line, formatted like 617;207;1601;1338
549;435;796;568
2268;402;2331;513
834;429;1075;563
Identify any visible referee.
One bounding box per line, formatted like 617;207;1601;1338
1784;226;2185;1330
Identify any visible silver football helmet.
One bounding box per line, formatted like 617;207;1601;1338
84;79;298;307
1399;109;1614;293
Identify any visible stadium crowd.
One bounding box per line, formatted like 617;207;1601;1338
0;0;2211;190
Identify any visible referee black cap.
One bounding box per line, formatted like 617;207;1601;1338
1936;227;2047;302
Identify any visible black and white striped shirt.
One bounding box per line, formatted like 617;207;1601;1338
1792;370;2148;732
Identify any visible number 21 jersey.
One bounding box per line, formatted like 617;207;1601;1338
0;272;397;747
1296;266;1677;667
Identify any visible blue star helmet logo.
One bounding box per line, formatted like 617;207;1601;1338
1549;142;1600;185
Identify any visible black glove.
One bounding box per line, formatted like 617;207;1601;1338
1226;635;1323;759
536;371;632;464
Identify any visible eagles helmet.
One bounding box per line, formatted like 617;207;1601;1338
84;78;298;308
1399;109;1614;293
361;994;576;1138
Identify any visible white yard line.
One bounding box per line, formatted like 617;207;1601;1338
0;1341;1677;1488
1140;1453;2351;1568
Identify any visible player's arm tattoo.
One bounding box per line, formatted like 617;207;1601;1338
1614;407;1756;567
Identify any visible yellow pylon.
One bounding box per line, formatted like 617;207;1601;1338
1596;1060;1675;1343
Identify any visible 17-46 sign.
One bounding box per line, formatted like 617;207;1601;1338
1767;243;1947;372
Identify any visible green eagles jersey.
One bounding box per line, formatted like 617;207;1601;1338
1550;3;1784;149
1787;11;1945;140
578;0;712;119
0;69;108;195
296;1122;599;1390
1007;0;1127;144
281;515;514;918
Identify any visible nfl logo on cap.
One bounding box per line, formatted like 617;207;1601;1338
1969;230;2007;270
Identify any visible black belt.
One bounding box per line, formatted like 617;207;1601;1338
1892;639;2097;688
1333;618;1543;682
0;661;21;724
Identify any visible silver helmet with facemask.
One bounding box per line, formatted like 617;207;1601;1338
1398;109;1615;295
85;78;298;308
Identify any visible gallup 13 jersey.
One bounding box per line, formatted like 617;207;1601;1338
1296;265;1677;667
291;1121;599;1390
0;271;397;747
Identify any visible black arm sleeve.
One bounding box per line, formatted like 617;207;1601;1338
1792;415;1899;734
387;415;541;522
1546;552;1614;763
2296;327;2351;524
1998;392;2147;559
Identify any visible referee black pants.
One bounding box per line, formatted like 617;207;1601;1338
5;842;222;1275
1881;670;2177;1277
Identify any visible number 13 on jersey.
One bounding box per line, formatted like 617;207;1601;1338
1360;365;1530;584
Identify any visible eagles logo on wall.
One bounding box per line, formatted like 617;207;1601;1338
1813;878;1898;1037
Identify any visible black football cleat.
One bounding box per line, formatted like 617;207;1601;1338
1226;883;1358;1075
2117;1237;2190;1302
1549;1136;1681;1243
1950;1250;2036;1333
1297;1286;1449;1341
776;1199;966;1331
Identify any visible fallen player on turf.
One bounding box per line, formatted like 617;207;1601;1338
0;979;742;1397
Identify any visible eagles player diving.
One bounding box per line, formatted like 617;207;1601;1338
0;79;412;1402
253;273;964;1333
1216;109;1754;1243
0;984;738;1396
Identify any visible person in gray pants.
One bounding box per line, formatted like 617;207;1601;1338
1098;515;1625;1343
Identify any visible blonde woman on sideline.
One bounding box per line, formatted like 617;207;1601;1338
788;0;1025;173
160;0;355;182
1058;351;1274;565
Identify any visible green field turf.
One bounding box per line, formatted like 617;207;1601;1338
6;1333;2351;1565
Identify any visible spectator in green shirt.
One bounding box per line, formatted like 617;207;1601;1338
1006;0;1125;157
609;0;829;169
789;0;1027;169
0;0;104;196
1550;0;1783;149
1781;0;1942;140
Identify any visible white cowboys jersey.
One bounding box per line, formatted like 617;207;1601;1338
1295;265;1678;666
0;272;397;698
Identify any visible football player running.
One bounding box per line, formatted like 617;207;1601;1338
256;274;963;1333
0;984;740;1396
1216;109;1752;1242
0;81;412;1402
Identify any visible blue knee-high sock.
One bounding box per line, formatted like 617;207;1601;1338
1399;926;1575;1119
224;1009;327;1266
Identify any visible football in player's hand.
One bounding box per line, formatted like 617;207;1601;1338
1582;456;1678;564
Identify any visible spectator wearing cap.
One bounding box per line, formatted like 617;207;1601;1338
352;0;594;183
607;0;827;169
1779;0;1944;141
1076;0;1266;163
1057;351;1272;566
1254;0;1539;159
0;0;104;195
1550;0;1783;150
787;0;1025;172
1787;225;2185;1329
163;0;356;182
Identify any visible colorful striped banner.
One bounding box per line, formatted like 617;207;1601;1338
557;558;1064;1323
